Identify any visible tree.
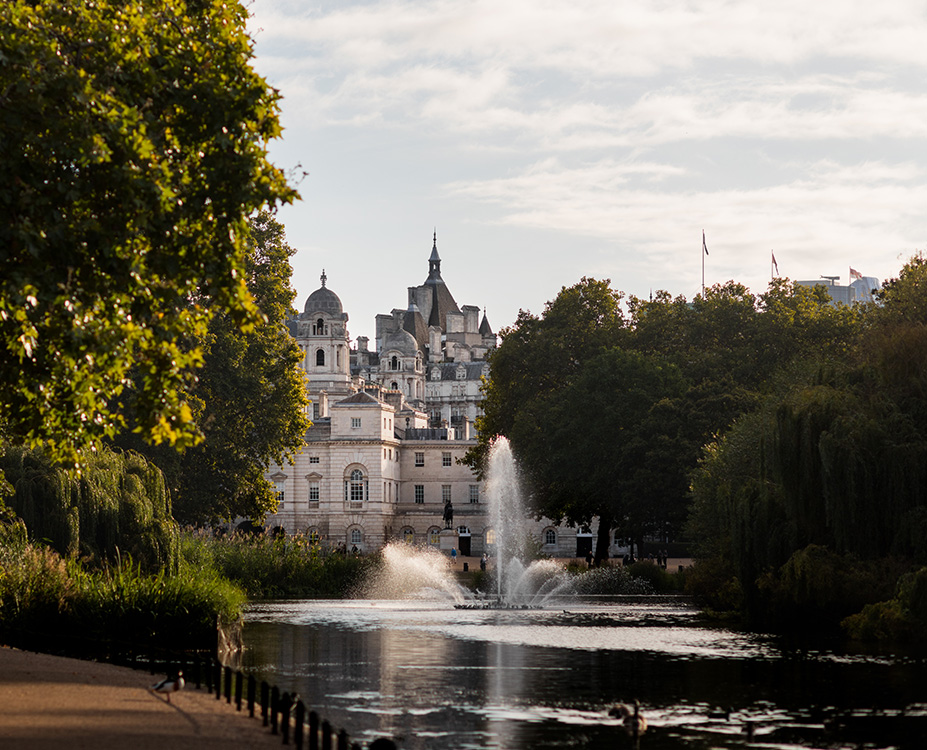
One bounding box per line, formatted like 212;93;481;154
118;213;311;523
0;0;297;467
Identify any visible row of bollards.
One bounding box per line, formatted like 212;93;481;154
158;655;362;750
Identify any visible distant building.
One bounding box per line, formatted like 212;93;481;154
795;275;881;305
264;235;596;560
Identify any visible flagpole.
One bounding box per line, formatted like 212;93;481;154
701;229;706;297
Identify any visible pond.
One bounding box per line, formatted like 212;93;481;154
239;596;927;749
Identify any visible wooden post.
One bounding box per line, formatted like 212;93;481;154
280;692;292;744
271;685;280;735
224;666;232;704
321;719;332;750
294;700;306;750
308;711;319;750
336;729;349;750
247;675;256;717
261;681;270;726
235;671;243;711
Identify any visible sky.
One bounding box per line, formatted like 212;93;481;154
246;0;927;343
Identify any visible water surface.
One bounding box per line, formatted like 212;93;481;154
240;597;927;749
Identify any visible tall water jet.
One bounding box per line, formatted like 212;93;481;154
484;436;532;604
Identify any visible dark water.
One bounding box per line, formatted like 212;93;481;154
239;597;927;749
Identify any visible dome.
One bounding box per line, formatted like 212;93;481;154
304;270;344;317
382;328;420;356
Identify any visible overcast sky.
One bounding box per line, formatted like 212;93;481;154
247;0;927;343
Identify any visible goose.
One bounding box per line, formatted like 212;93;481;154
608;699;647;734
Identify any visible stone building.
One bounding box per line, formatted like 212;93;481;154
264;235;593;559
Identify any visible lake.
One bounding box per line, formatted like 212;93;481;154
239;596;927;749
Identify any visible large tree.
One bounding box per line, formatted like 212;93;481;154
119;213;311;523
0;0;296;467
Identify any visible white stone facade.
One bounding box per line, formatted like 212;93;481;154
265;238;597;559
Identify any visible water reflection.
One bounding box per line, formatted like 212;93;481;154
240;598;927;749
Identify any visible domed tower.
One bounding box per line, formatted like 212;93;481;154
380;327;425;406
294;270;353;414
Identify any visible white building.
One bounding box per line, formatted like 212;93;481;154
265;235;598;559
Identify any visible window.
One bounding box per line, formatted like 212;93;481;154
316;349;325;366
428;528;441;546
414;485;424;504
345;469;367;506
315;317;324;334
442;485;451;503
351;417;361;429
274;481;285;507
390;355;399;370
307;528;320;544
309;456;320;464
485;528;495;545
350;528;362;544
545;529;557;546
312;402;320;420
391;381;399;390
308;482;320;503
414;452;424;467
469;485;479;504
442;451;452;467
402;528;415;544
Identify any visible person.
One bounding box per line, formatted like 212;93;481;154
585;550;593;568
480;553;487;572
450;547;457;565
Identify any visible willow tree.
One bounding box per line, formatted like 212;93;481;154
0;446;176;571
0;0;297;467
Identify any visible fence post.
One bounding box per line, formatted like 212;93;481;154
280;692;292;744
271;685;280;735
336;729;349;750
214;663;222;700
205;657;213;694
247;675;256;718
308;711;319;750
294;700;306;750
235;671;243;711
194;657;202;690
261;681;270;726
224;666;233;703
321;720;332;750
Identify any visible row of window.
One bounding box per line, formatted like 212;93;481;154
300;526;560;548
414;451;454;467
277;479;479;505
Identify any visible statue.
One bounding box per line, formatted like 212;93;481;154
443;500;454;529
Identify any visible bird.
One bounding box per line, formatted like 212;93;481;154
150;671;185;703
608;700;647;735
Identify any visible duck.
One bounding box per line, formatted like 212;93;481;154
608;699;647;734
150;671;185;703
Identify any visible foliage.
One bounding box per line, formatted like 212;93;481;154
120;212;311;523
0;445;177;571
0;538;244;655
843;566;927;642
180;531;374;599
0;0;297;466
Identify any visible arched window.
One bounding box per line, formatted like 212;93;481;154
316;318;325;334
545;529;557;546
316;349;325;366
391;381;399;391
349;469;365;504
390;355;399;370
485;528;495;546
428;528;441;546
402;527;415;544
307;528;320;544
350;528;362;544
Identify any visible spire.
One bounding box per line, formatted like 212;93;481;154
479;307;493;336
320;269;327;288
428;230;441;278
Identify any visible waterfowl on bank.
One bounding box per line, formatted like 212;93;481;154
608;700;647;734
150;671;185;703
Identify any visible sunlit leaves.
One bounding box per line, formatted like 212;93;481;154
0;0;297;467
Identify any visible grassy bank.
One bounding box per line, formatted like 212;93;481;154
0;515;244;656
181;530;377;599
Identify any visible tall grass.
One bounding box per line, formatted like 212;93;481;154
181;530;376;599
0;514;245;656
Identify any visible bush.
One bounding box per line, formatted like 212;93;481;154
181;530;375;599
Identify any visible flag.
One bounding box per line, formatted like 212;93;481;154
850;267;862;280
772;251;779;275
702;230;708;256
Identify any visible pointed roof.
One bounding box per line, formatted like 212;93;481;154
403;294;428;350
335;391;381;405
423;231;459;330
479;308;494;336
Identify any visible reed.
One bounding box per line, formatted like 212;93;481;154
181;530;375;599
